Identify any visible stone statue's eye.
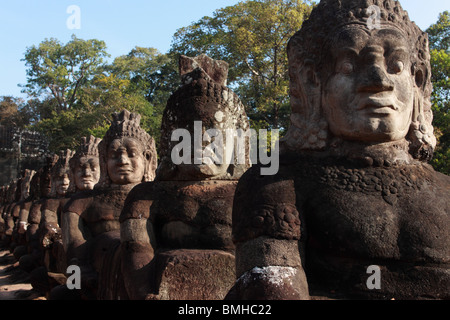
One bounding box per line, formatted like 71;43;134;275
388;60;404;74
339;62;354;75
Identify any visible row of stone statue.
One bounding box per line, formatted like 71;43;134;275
0;0;449;300
0;52;250;300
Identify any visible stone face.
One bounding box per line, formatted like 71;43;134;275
157;55;250;181
69;136;101;192
284;0;435;160
231;0;450;300
97;110;158;188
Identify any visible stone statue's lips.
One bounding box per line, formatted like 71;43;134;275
357;94;401;113
116;168;132;174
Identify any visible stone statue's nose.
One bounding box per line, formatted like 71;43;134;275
358;65;394;93
117;153;131;165
82;167;92;177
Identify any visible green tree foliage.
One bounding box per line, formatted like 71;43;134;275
107;47;175;145
427;11;450;174
33;75;154;151
0;96;36;128
20;36;166;152
170;0;313;132
22;34;109;112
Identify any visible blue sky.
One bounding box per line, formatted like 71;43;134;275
0;0;448;99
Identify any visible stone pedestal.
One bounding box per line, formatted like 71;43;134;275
149;249;235;300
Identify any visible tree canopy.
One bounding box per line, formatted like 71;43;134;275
21;35;110;112
18;37;166;151
427;11;450;174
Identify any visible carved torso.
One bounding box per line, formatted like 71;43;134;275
41;197;70;226
297;159;449;261
122;180;238;251
233;154;450;299
65;185;134;238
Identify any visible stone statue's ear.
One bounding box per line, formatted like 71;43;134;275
303;59;319;86
412;63;426;90
143;149;151;162
143;149;158;182
289;59;321;116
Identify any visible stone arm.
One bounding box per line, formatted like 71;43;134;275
17;202;32;234
4;204;16;236
26;201;42;254
226;165;310;300
40;199;62;249
62;211;89;265
61;209;99;292
119;182;157;300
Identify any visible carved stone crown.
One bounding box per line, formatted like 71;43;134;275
288;0;430;69
69;135;101;170
76;135;101;157
52;149;75;175
101;110;153;147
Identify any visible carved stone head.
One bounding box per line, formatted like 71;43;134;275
97;110;157;188
51;149;75;197
157;54;251;180
283;0;436;161
69;136;101;191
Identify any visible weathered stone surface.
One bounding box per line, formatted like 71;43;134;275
0;125;49;186
19;155;59;273
179;54;229;87
149;249;235;300
226;265;309;300
40;150;74;274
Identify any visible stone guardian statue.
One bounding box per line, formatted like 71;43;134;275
228;0;449;300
